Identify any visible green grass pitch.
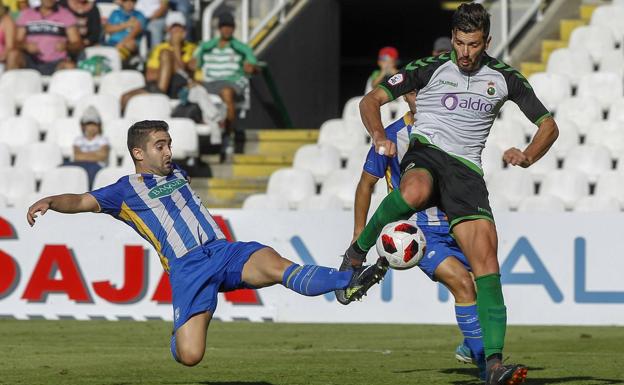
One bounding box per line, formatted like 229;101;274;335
1;320;623;385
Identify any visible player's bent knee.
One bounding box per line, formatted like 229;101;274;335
177;346;205;366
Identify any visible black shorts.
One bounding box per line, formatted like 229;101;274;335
24;55;64;76
145;72;188;99
400;136;494;230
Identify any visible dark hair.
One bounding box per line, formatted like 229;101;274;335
127;120;169;159
452;3;490;37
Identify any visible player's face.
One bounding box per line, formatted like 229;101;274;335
403;90;417;115
452;29;491;72
140;130;173;176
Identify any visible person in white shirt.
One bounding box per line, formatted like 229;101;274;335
69;106;110;189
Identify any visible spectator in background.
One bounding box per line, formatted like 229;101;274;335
60;0;101;49
365;46;399;94
0;4;16;66
432;36;452;56
105;0;146;65
7;0;81;75
120;11;195;109
135;0;166;48
68;106;109;189
193;12;257;159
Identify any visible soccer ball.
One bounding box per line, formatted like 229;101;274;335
375;220;426;270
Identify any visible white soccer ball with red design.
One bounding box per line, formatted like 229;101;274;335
375;220;426;270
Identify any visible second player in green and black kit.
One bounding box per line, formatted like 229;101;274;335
336;4;559;385
376;48;551;227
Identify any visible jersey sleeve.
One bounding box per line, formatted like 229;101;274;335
362;146;387;179
377;55;446;101
507;71;551;125
89;178;126;216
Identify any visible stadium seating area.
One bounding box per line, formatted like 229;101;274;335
0;67;223;208
241;3;624;214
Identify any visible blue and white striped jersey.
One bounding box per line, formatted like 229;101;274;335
90;166;225;272
363;113;449;233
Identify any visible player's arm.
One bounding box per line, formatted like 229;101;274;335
504;116;558;167
504;70;559;168
27;193;100;226
65;24;83;54
360;88;395;157
353;171;380;243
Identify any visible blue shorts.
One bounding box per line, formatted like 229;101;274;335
168;238;266;331
417;227;471;281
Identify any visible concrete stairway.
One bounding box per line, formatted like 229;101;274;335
191;129;319;208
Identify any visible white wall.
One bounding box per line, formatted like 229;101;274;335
0;209;623;325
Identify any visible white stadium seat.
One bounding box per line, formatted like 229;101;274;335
555;97;602;135
607;97;624;123
546;48;593;86
293;144;342;184
485;119;527;152
527;72;571;111
20;93;67;134
594;171;624;208
167;118;198;158
577;72;623;111
0;69;42;106
49;69;95;108
125;94;171;120
540;170;589;209
103;119;133;157
486;168;534;209
563;145;613;182
517;195;566;213
481;144;504;177
549;118;580;158
242;193;289;210
0;117;39;155
386;98;410;121
318;119;367;158
585;121;624;155
297;194;345;210
498;102;525;122
14;142;63;178
46;118;82;158
346;145;372;171
96;1;118;20
599;50;624;78
99;70;146;101
0;193;8;208
0;167;36;206
0;143;10;167
527;149;558;183
321;168;366;209
266;168;316;209
590;5;624;46
93;167;129;190
489;194;511;215
568;25;617;64
0;92;15;120
39;166;89;195
342;96;362;122
74;94;121;122
85;46;122;72
574;196;620;212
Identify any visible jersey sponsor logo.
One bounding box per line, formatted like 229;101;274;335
441;94;494;113
147;179;188;199
438;79;458;87
388;73;404;86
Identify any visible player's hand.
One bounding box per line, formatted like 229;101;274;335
503;147;531;168
27;198;51;227
374;138;396;157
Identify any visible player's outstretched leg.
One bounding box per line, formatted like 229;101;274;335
171;311;212;366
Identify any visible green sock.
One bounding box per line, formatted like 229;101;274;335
475;273;507;358
355;189;416;252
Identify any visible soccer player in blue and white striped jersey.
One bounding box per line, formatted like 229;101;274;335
353;91;486;379
27;120;385;367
